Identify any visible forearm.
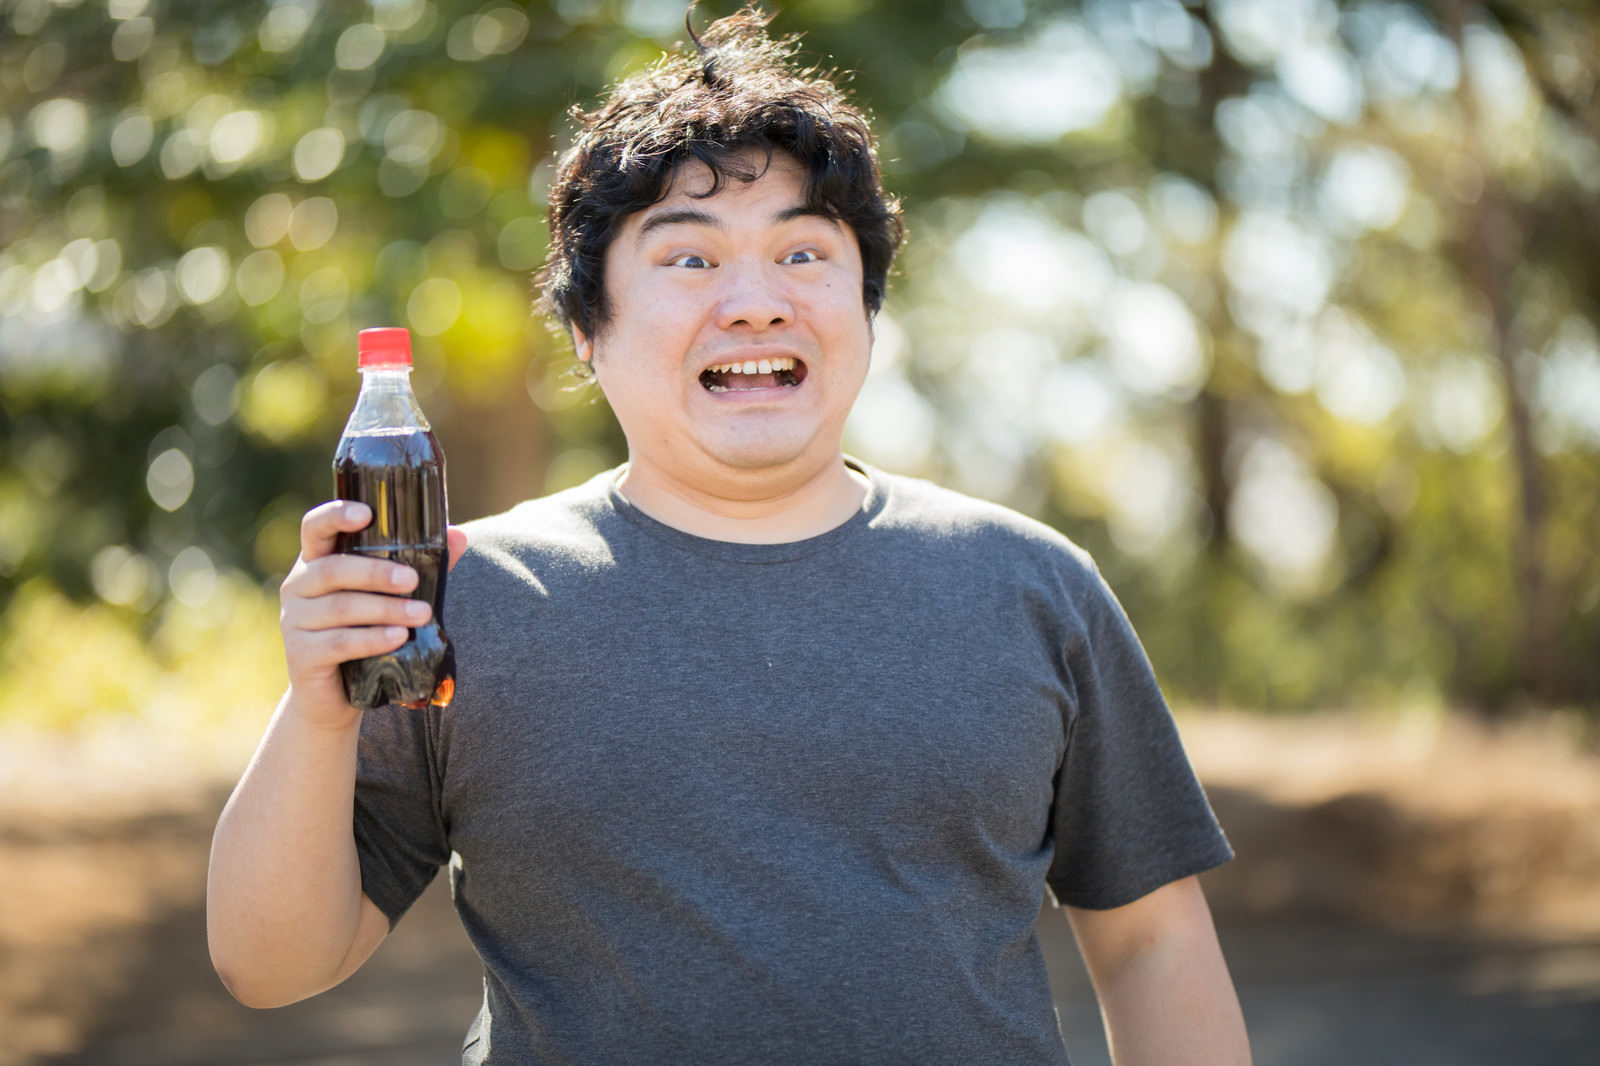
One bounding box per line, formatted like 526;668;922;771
206;689;371;1007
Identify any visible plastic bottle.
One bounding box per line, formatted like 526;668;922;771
332;327;455;710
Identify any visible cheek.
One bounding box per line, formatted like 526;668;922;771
633;288;704;340
809;278;866;321
826;295;874;349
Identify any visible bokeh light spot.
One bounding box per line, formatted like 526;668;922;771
1148;174;1218;245
940;20;1122;142
31;259;81;315
239;360;327;444
1415;356;1502;453
845;371;936;473
169;546;217;608
407;277;462;336
259;0;314;53
244;193;294;248
24;41;67;92
373;0;430;33
384;110;444;167
1101;281;1207;398
1319;145;1411;234
110;16;154;61
160;129;205;180
1083;190;1149;257
128;267;176;328
292;128;346;182
235;249;285;306
209;110;267;167
87;239;122;292
288;197;339;252
1230;437;1339;596
91;545;155;607
300;265;350;324
177;246;231;305
336;23;386;71
191;364;240;426
146;448;196;512
30;98;88;155
110;109;154;167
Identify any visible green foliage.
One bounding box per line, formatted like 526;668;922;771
2;0;1598;730
0;573;284;732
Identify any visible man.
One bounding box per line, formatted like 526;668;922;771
208;9;1251;1065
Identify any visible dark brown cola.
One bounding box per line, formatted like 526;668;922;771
334;428;455;710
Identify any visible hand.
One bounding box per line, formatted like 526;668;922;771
278;501;469;728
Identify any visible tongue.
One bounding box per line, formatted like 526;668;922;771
726;372;782;389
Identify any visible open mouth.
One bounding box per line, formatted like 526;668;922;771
700;356;807;393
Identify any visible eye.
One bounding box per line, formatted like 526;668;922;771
669;253;711;269
781;249;820;265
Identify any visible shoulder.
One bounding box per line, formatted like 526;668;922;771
453;470;622;583
865;468;1146;679
870;466;1100;583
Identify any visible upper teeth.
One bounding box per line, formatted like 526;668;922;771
706;357;797;375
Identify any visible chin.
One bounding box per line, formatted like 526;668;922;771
715;449;810;474
703;436;817;474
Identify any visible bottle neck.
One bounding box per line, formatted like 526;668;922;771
345;366;430;434
359;366;413;388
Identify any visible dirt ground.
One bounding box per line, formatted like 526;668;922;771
3;707;1599;1065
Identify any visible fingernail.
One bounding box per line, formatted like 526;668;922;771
391;566;416;588
384;626;407;641
405;600;429;621
345;502;370;522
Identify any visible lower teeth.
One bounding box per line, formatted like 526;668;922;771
703;371;801;392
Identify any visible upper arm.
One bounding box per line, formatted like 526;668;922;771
1065;877;1251;1065
1064;875;1220;983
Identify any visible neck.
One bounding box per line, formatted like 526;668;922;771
615;457;869;544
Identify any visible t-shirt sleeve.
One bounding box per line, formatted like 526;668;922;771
352;701;451;928
1045;563;1232;909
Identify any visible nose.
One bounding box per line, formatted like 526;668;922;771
714;260;793;332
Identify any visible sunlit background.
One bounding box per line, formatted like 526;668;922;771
4;1;1600;1062
4;0;1596;757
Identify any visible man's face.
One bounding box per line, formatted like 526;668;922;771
572;151;873;498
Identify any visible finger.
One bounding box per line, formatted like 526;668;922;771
290;590;432;634
447;526;468;571
285;552;418;601
286;622;412;674
300;500;373;563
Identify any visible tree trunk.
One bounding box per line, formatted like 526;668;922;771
1437;0;1560;702
1189;4;1255;556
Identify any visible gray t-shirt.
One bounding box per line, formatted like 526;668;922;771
353;463;1231;1065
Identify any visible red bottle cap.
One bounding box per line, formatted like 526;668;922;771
357;327;412;367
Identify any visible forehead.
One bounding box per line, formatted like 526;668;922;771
641;150;808;218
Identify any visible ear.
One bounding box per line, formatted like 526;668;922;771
571;325;594;364
446;526;469;571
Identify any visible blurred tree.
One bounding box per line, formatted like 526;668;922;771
0;0;1596;727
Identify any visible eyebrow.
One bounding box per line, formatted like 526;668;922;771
633;204;840;241
636;208;718;238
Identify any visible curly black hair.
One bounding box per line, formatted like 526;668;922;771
538;5;903;342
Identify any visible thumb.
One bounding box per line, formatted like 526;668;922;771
446;526;469;571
